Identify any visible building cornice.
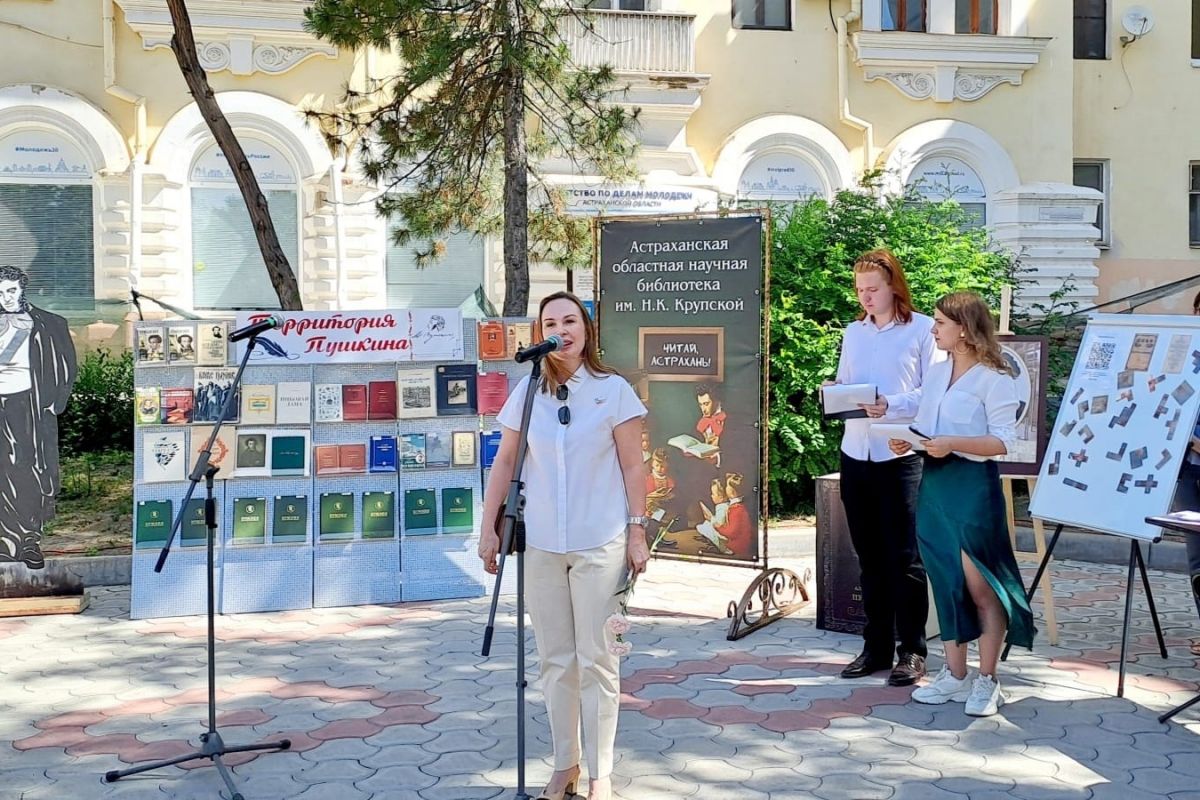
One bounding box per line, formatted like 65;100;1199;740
853;31;1050;102
114;0;337;76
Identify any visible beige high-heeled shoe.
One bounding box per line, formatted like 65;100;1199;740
536;766;580;800
586;777;612;800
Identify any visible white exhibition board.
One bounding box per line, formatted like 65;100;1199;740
1030;314;1200;541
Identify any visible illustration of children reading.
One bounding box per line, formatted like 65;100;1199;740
696;479;732;554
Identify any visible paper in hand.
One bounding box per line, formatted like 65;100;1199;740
821;383;877;420
873;423;928;451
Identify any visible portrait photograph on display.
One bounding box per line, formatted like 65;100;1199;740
996;336;1050;476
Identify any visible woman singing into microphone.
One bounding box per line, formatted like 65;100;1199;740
479;291;650;800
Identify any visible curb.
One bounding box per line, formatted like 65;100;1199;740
42;526;1191;590
43;554;131;588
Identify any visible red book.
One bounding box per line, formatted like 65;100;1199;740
338;444;367;473
314;445;340;474
477;372;508;416
342;384;368;421
368;380;397;420
162;388;194;425
478;320;506;360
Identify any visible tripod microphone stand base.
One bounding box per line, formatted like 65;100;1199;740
103;732;290;798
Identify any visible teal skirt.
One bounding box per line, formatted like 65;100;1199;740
916;456;1035;649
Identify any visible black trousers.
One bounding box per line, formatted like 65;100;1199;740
1169;464;1200;621
840;451;928;659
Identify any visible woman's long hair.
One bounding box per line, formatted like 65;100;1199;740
935;291;1012;375
853;249;915;324
534;290;616;395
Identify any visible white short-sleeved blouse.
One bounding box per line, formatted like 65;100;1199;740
912;359;1019;462
497;366;647;553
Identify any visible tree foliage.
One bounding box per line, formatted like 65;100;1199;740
304;0;639;313
767;176;1015;512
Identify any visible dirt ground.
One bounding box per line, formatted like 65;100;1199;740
41;453;133;557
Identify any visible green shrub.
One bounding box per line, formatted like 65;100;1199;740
768;176;1014;513
59;348;134;456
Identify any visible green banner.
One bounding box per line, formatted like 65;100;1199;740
598;216;765;564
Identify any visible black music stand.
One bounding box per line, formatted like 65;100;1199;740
1145;513;1200;723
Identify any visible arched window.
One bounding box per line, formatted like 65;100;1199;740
190;139;299;310
907;155;987;227
0;129;95;311
737;151;828;203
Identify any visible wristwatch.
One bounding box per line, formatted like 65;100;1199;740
627;515;648;527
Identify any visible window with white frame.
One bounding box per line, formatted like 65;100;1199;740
386;230;485;308
1074;0;1107;60
956;0;997;34
1072;160;1109;247
732;0;791;30
1190;164;1200;247
907;156;987;227
883;0;927;32
1192;0;1200;61
0;130;95;311
190;140;299;311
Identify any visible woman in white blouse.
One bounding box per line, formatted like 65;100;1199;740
478;291;650;800
888;291;1035;717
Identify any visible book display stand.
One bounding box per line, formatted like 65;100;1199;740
131;314;532;619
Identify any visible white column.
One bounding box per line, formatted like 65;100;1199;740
990;183;1104;313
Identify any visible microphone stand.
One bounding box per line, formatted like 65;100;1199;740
104;332;290;798
481;355;543;800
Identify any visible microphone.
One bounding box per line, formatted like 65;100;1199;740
228;314;283;343
514;335;563;363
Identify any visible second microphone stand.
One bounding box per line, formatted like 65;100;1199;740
104;331;290;799
481;354;543;800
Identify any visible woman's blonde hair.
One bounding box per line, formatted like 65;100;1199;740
533;290;616;395
935;291;1013;375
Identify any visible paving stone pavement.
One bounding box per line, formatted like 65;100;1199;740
1;554;1198;799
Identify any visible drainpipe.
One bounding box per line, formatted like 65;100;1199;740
103;0;147;294
836;0;874;172
330;160;349;310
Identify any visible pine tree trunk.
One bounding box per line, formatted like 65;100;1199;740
165;0;304;311
501;0;530;317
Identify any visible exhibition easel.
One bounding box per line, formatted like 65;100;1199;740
1000;520;1167;698
997;290;1059;645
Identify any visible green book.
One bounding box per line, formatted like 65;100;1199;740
272;495;308;543
135;500;172;549
441;487;474;534
232;497;267;544
362;491;396;539
404;488;438;535
270;433;308;476
182;498;209;547
319;492;356;541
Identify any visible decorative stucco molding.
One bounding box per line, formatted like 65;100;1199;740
854;31;1048;103
115;0;338;76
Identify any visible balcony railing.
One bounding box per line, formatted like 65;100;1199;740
561;9;696;75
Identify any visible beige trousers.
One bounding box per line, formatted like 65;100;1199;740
526;534;627;779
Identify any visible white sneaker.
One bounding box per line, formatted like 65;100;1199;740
911;666;972;705
965;674;1006;717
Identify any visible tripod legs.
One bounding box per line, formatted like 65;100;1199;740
103;732;291;795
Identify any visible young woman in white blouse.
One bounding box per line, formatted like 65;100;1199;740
478;291;650;800
828;249;941;688
888;291;1035;717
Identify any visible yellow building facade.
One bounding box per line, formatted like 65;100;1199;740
0;0;1194;330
